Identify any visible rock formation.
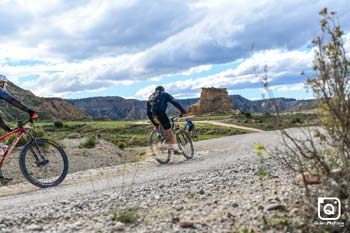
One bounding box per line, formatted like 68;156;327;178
188;87;234;115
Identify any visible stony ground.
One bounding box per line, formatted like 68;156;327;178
0;129;312;233
1;138;138;185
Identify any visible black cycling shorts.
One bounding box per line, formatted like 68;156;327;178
188;125;194;131
155;111;171;130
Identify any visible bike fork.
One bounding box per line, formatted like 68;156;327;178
28;133;49;167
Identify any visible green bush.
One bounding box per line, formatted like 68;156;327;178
79;135;97;149
33;126;45;137
291;117;302;124
54;120;64;128
117;141;127;150
243;112;252;118
112;208;139;224
138;151;146;157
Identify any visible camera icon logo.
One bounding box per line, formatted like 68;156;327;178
318;197;341;221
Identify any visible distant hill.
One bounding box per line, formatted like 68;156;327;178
0;82;90;121
67;97;148;120
1;82;317;121
68;95;317;120
232;96;317;113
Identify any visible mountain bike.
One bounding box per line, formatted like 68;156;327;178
148;114;194;164
0;118;69;188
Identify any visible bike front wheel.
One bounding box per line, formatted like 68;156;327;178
19;138;69;188
176;129;194;159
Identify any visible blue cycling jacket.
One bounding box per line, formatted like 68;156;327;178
0;87;33;131
0;87;31;113
0;87;14;101
147;91;186;115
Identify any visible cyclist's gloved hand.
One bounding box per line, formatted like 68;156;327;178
28;110;39;119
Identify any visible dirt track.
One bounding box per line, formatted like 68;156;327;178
195;120;264;132
0;129;304;232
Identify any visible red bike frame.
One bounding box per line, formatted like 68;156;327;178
0;127;26;168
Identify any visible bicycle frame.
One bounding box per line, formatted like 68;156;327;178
170;115;181;131
0;127;26;168
153;114;181;136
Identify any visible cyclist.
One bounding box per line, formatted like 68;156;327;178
184;119;195;137
147;86;186;154
0;74;38;183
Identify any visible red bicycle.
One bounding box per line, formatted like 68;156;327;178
0;118;68;188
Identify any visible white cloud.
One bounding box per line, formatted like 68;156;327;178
0;0;349;97
271;83;306;92
180;65;213;76
136;48;314;99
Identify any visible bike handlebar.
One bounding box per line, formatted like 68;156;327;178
170;114;182;122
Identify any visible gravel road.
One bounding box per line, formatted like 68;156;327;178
0;129;304;233
195;120;264;132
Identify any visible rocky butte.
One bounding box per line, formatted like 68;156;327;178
188;87;235;115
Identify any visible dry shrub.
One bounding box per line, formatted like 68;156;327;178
265;8;349;232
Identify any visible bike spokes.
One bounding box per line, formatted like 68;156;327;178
20;139;68;187
177;130;194;159
148;131;171;164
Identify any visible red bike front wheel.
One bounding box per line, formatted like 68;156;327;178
19;138;69;188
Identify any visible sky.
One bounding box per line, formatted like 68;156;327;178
0;0;349;100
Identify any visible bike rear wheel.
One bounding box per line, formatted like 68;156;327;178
19;138;69;188
148;131;171;164
176;129;194;159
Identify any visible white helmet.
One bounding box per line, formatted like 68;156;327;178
0;75;8;82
